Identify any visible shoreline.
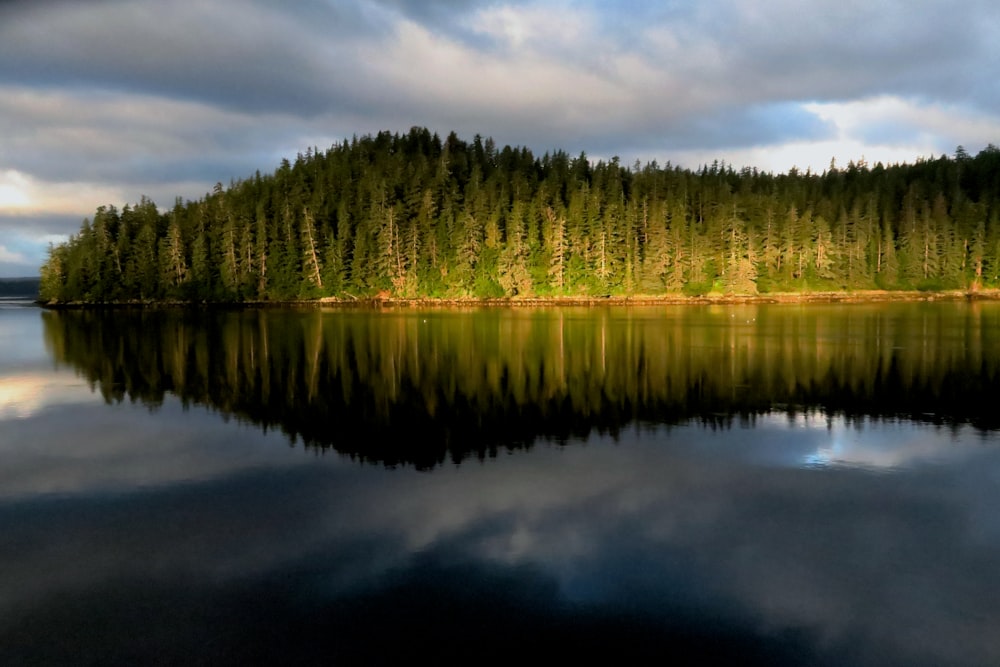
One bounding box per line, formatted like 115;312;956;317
38;288;1000;309
345;289;1000;308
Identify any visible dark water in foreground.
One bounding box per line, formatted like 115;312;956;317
2;300;1000;665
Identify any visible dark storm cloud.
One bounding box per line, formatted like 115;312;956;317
0;0;383;116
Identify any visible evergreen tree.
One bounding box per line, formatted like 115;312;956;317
37;129;1000;303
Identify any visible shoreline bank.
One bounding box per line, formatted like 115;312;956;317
38;289;1000;309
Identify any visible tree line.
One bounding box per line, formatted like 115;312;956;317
38;127;1000;303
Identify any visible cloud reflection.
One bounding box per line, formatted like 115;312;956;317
1;412;998;666
752;412;981;471
0;371;90;419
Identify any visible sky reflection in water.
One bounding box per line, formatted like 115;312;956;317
1;304;999;665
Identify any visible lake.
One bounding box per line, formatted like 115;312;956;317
2;299;999;665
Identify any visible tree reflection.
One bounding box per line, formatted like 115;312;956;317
42;303;1000;467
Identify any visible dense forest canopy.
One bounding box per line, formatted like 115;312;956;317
38;127;1000;303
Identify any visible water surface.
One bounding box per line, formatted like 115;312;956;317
2;302;999;665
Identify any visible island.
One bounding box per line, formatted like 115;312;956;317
38;128;1000;306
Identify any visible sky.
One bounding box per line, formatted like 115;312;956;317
1;0;999;277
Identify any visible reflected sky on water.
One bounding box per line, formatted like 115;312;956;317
1;303;999;665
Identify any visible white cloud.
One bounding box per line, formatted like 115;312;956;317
0;170;31;209
0;169;125;217
805;96;1000;154
663;96;1000;174
468;2;591;52
670;138;929;176
0;244;28;265
0;372;88;420
366;16;625;131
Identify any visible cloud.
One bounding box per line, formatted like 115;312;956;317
3;0;997;173
665;96;1000;173
0;0;381;115
0;244;29;266
3;0;997;154
0;169;124;215
0;87;309;185
0;171;31;209
0;213;89;276
0;372;90;420
1;408;998;665
656;0;1000;108
809;97;1000;157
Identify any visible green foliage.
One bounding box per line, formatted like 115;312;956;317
38;131;1000;303
915;277;961;291
682;280;714;297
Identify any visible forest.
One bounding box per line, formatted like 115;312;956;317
38;127;1000;303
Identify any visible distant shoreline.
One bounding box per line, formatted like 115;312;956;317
37;289;1000;309
0;276;41;300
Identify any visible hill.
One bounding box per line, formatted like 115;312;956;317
37;128;1000;304
0;277;41;299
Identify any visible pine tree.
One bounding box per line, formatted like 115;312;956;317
36;129;1000;303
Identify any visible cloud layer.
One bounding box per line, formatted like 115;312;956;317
1;0;999;275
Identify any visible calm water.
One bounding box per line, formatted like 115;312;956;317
2;300;1000;665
